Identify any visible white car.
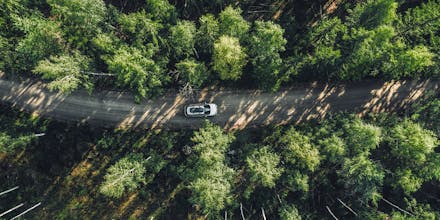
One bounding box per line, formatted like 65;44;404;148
184;103;218;117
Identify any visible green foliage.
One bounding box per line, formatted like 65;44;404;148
0;104;47;155
190;121;234;167
196;14;219;55
389;45;434;78
91;33;121;55
185;121;236;216
212;36;247;81
279;204;302;220
279;128;320;171
412;99;440;136
246;146;283;188
395;198;437;220
400;0;440;45
388;120;437;164
144;152;167;183
305;0;436;80
33;53;91;94
175;59;207;87
0;36;9;71
340;26;398;79
0;132;33;153
318;134;346;163
99;153;147;198
218;6;249;40
117;10;162;48
0;0;31;38
283;170;309;192
189;164;235;216
248;21;287;91
47;0;107;48
344;118;381;156
385;120;439;194
145;0;176;23
339;155;384;203
394;169;423;194
105;46;164;102
169;20;196;59
347;0;397;29
309;17;347;48
14;14;64;71
307;17;346;77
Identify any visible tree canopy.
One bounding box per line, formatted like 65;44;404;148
99;153;147;198
248;21;287;91
183;121;236;216
212;36;247;81
33;53;91;94
246;146;283;188
105;46;164;102
1;0;438;99
218;6;249;41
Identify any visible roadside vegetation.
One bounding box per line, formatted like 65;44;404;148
1;0;440;219
1;0;439;100
1;100;440;219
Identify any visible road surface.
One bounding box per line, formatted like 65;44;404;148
1;75;439;130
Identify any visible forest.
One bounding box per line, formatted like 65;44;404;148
1;0;440;219
1;0;439;99
1;97;440;219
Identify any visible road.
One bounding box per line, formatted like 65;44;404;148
1;74;439;130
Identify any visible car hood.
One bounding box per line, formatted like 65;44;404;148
209;104;218;116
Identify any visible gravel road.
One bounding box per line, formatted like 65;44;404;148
1;75;438;130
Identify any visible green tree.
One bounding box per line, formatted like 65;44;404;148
0;36;10;71
184;121;236;216
99;153;147;198
190;121;234;169
387;45;434;78
14;14;64;71
189;164;235;216
279;128;320;171
388;120;437;164
391;198;437;220
213;36;247;81
145;0;176;23
279;204;302;220
169;20;196;59
117;10;162;48
196;14;219;55
412;99;440;136
306;17;346;78
394;169;423;194
344;118;381;156
400;0;440;46
347;0;397;30
318;134;346;163
105;46;164;102
47;0;107;48
283;170;310;193
248;21;287;91
246;146;283;188
175;59;208;88
386;120;439;194
339;155;384;203
340;26;399;80
33;53;91;94
219;6;250;41
0;132;33;153
91;33;121;55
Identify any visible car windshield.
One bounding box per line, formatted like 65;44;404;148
190;107;204;113
205;105;211;114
